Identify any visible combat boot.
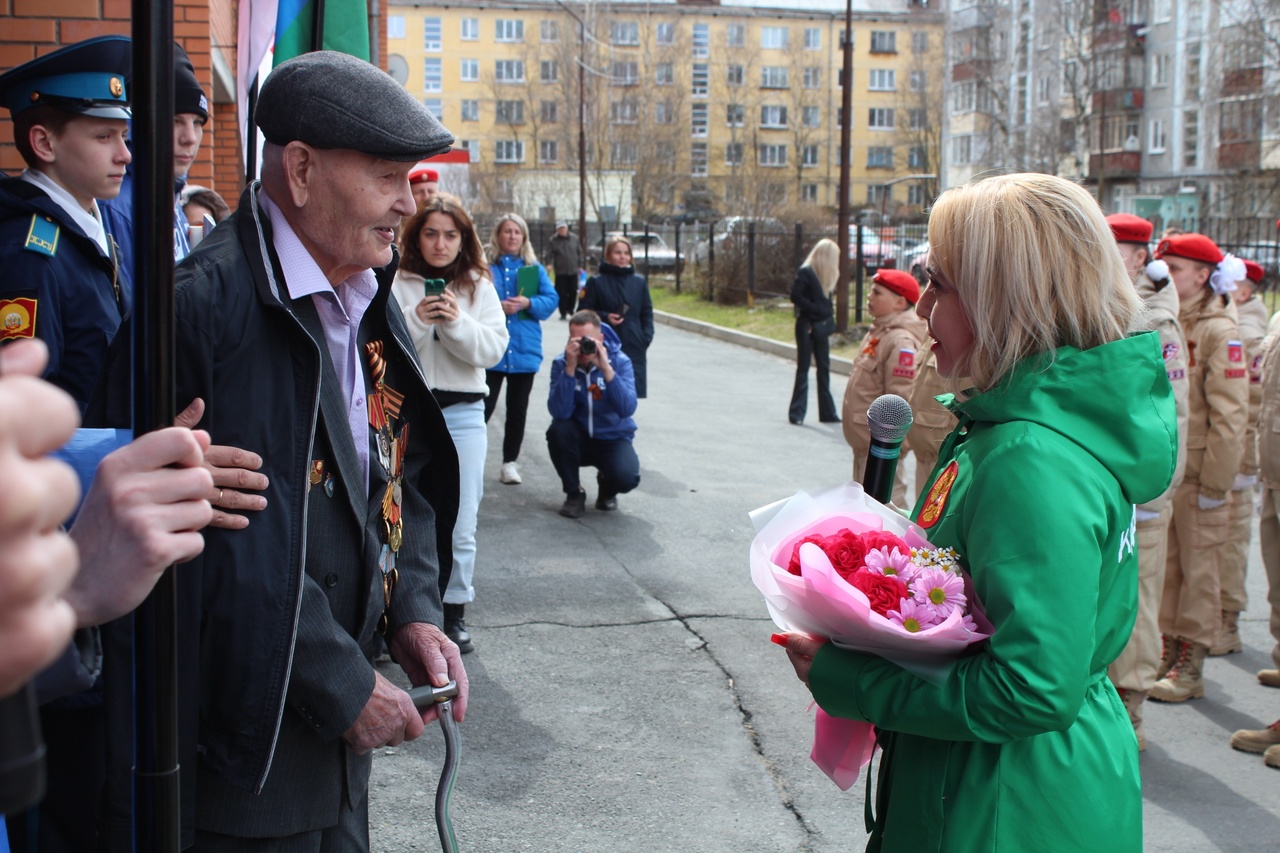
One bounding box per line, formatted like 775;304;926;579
1210;610;1243;656
1116;688;1148;751
1229;719;1280;754
1156;634;1182;680
1149;641;1207;703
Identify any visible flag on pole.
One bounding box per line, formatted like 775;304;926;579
236;0;277;166
274;0;371;66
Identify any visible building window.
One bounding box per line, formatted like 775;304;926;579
802;184;819;203
804;28;821;50
655;102;674;124
760;105;788;129
460;59;479;82
495;60;525;83
461;99;479;121
541;61;558;84
1183;110;1198;168
461;18;478;41
868;185;890;205
611;142;638;165
952;134;972;164
758;144;787;167
692;64;709;96
1154;0;1171;22
868;107;894;130
423;17;441;51
657;22;675;46
1037;75;1051;104
908;145;926;168
727;65;744;87
867;146;893;168
802;144;820;167
953;81;975;113
541;20;559;42
540;100;558;123
761;26;789;50
725;142;744;165
909;108;927;131
761;66;789;89
610;99;639;124
495;19;524;42
540;140;558;164
496;100;524;124
1148;118;1167;152
726;103;745;127
423;58;442;93
803;67;821;89
692;23;709;58
611;62;638;86
726;24;745;47
495;140;525;163
1185;44;1200;95
460;139;479;162
422;98;442;118
611;22;639;46
655;63;674;86
907;184;927;206
1152;54;1170;86
691;142;708;176
692;102;708;137
870;31;896;53
909;70;925;92
912;31;928;53
802;106;820;127
868;69;896;91
388;16;405;39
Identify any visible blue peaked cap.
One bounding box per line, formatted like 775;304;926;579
0;36;131;119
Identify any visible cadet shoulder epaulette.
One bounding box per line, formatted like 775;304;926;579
23;214;59;257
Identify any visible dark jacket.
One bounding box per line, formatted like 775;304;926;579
790;266;834;326
544;230;581;276
547;324;637;441
579;261;654;396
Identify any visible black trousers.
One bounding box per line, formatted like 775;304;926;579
545;418;640;497
553;274;578;319
789;319;838;423
484;370;536;463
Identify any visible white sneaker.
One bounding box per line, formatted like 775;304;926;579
500;461;522;484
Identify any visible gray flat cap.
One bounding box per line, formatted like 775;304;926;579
255;51;453;161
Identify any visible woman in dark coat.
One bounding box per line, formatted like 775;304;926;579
579;235;655;397
788;238;840;424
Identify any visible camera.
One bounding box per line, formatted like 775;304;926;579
578;337;597;355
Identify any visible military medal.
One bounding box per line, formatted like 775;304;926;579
308;460;324;492
367;340;409;635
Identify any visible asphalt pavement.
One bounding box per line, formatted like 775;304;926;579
368;316;1280;853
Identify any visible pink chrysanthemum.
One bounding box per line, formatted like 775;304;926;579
887;598;938;633
863;546;918;585
911;567;967;620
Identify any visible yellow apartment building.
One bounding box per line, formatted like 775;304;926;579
386;0;944;222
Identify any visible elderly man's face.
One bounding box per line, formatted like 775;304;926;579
301;148;416;281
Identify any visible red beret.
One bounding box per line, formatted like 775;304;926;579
1243;260;1265;283
1106;213;1153;245
408;164;439;184
873;268;921;304
1154;233;1223;265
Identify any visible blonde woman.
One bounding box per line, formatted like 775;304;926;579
776;174;1176;851
787;238;840;424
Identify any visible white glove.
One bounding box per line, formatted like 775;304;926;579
1197;494;1227;511
1233;473;1258;491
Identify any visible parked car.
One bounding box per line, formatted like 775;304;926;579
847;225;897;269
899;240;931;281
586;233;684;274
692;216;784;268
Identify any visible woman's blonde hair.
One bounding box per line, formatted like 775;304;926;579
927;173;1142;393
803;238;840;295
603;234;633;265
485;212;540;266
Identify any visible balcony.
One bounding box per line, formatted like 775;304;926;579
1092;88;1144;113
1089;150;1141;180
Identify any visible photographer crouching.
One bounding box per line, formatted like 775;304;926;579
546;310;641;518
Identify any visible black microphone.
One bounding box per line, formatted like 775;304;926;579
0;682;45;815
863;394;914;504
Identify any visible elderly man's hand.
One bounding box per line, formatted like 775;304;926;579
391;621;468;725
343;669;425;754
0;340;82;698
65;427;214;627
175;397;269;529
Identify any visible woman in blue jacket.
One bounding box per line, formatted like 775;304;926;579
484;213;558;485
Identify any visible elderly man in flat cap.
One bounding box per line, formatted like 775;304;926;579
92;51;467;851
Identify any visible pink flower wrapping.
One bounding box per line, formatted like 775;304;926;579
748;482;993;790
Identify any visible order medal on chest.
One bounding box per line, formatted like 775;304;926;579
366;339;408;635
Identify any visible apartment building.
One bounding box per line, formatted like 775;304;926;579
386;0;945;222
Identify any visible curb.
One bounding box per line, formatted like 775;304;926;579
654;309;856;376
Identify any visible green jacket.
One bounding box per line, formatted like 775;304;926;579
810;333;1176;852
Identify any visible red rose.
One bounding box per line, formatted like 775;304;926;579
824;529;867;576
861;530;909;556
787;535;828;575
848;569;909;617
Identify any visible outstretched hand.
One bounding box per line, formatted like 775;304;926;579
175;398;269;529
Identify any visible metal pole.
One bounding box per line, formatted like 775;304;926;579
578;36;587;263
129;2;178;849
312;0;327;52
835;0;854;333
246;74;259;185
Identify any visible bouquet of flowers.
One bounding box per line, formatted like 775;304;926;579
749;481;992;789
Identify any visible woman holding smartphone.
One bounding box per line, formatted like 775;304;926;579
579;235;655;398
394;198;509;653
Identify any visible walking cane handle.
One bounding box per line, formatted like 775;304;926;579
408;680;459;710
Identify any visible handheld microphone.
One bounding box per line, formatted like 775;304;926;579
0;682;46;815
863;394;914;504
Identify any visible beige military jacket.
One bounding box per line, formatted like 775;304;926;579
1256;312;1280;488
842;308;929;450
1181;290;1249;499
1235;294;1269;477
1136;274;1189;515
904;346;957;462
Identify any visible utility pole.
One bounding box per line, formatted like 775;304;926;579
835;0;854;333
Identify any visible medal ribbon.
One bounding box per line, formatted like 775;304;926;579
366;340;408;635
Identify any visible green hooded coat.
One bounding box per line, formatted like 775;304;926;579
809;332;1177;852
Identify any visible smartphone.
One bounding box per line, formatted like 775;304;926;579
424;278;447;297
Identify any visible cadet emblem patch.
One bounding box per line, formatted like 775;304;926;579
917;460;959;530
898;349;914;367
0;298;37;340
1162;342;1179;361
892;367;916;378
1167;368;1186;381
23;215;59;257
1228;341;1243;363
1225;368;1246;379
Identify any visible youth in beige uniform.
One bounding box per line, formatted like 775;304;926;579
842;268;927;505
1216;262;1269;655
1153;234;1249;703
904;346;958;507
1104;215;1189;747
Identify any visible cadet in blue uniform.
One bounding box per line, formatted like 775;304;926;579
0;36;132;412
